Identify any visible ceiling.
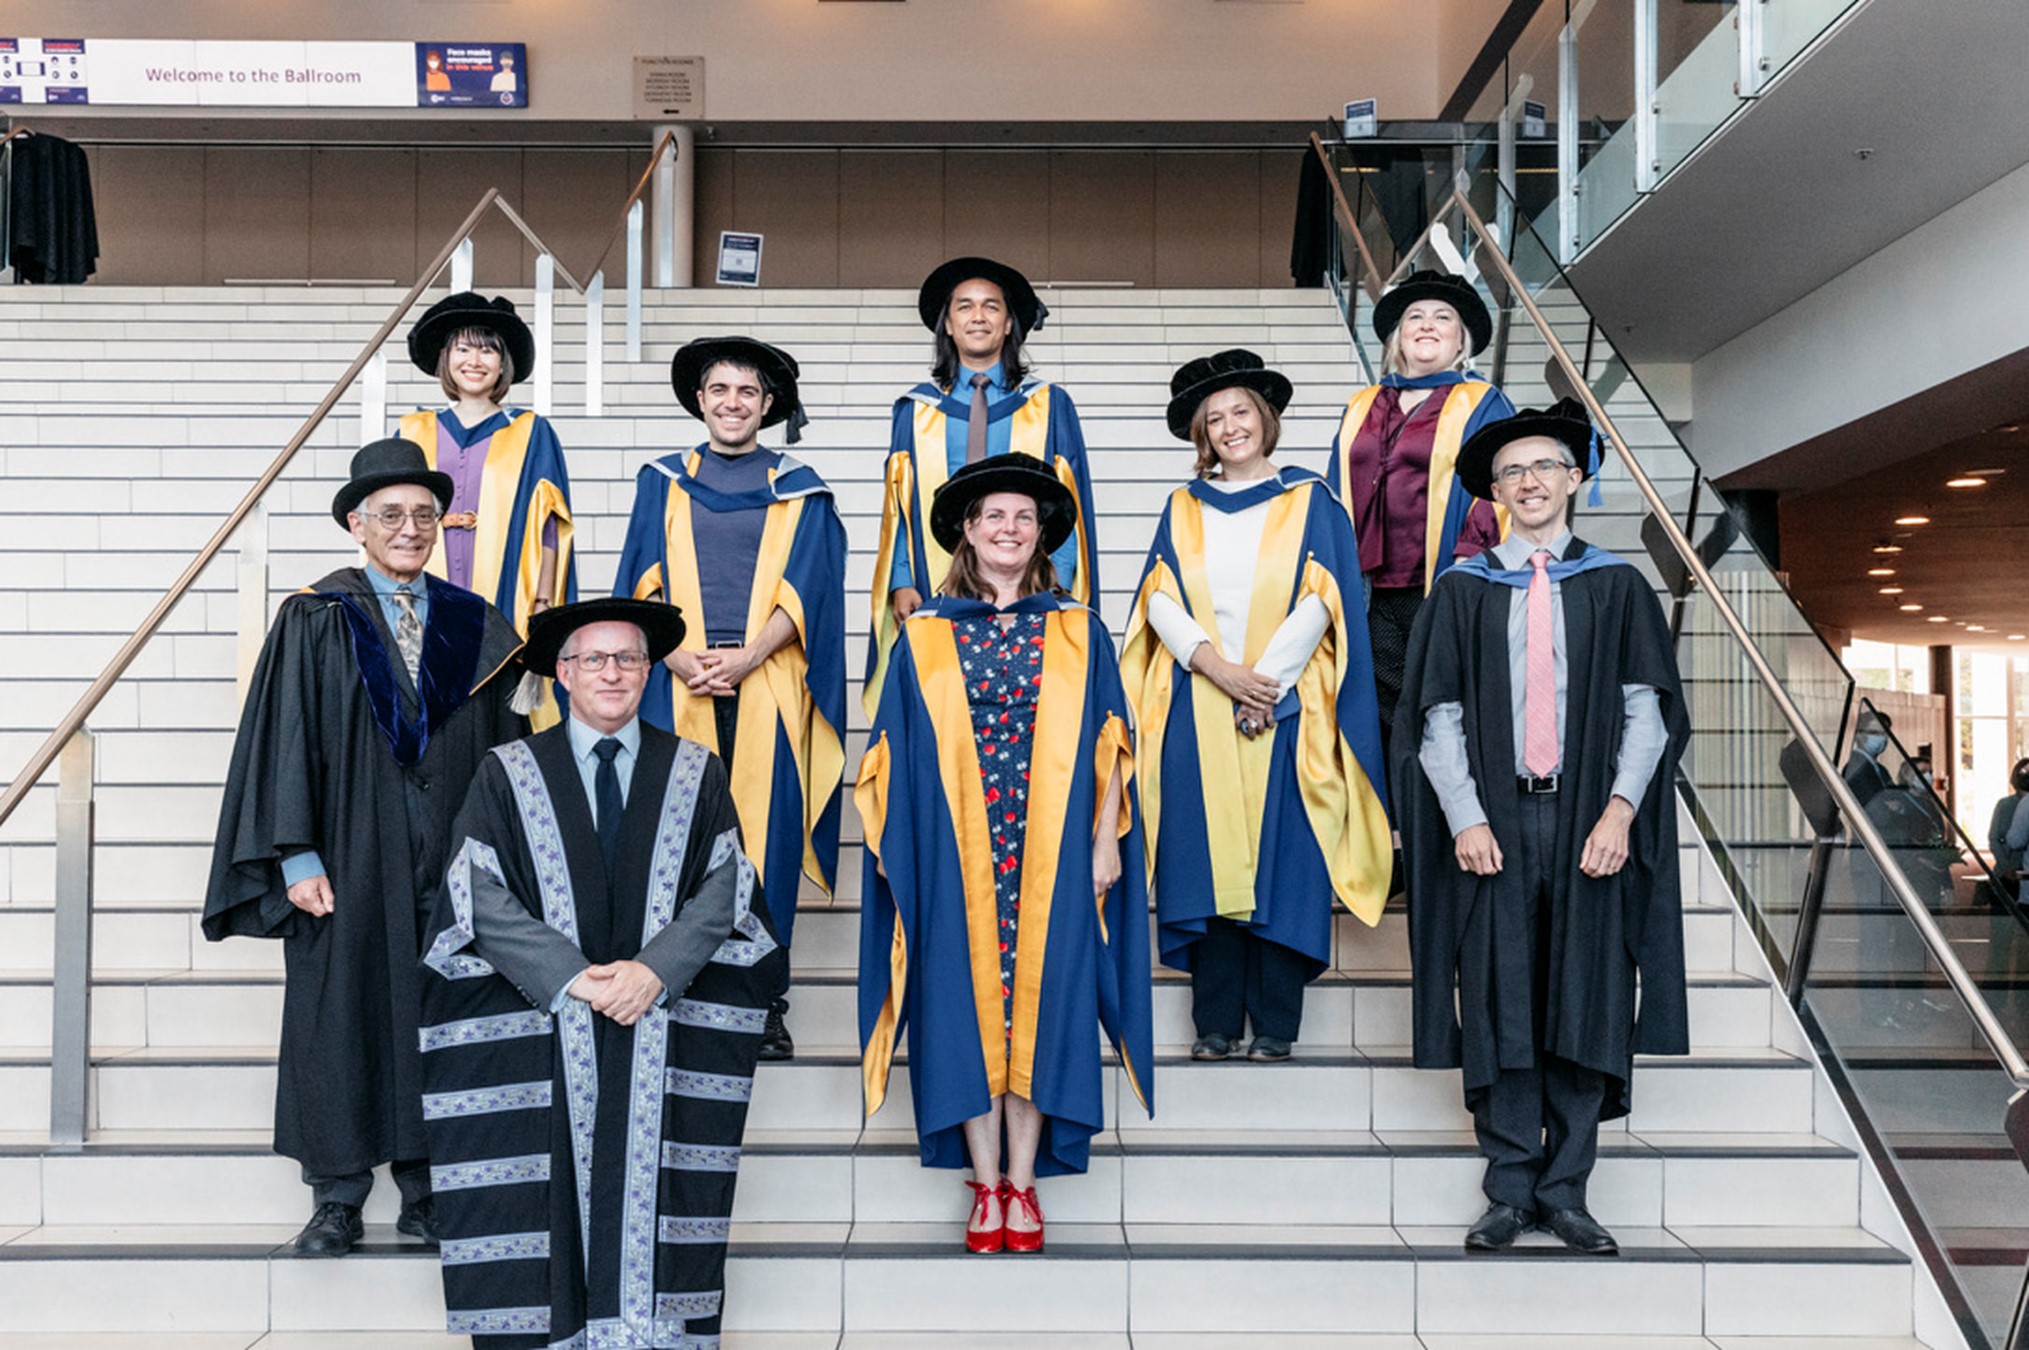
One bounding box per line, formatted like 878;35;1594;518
1777;421;2029;648
1565;0;2029;365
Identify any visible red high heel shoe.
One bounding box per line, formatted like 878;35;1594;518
963;1179;1004;1253
1001;1181;1044;1253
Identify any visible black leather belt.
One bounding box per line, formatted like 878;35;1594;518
1517;774;1560;794
707;638;743;649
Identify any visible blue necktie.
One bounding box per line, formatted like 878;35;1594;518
593;738;623;876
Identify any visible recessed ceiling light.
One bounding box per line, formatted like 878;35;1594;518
2010;635;2026;641
1946;477;1988;488
1873;544;1903;554
1898;604;1923;612
1867;567;1896;577
1878;586;1904;595
1928;616;1950;623
1969;625;1986;632
1894;515;1931;526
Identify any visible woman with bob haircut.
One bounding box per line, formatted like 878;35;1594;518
401;290;577;724
857;455;1153;1255
1124;350;1392;1064
1327;270;1516;764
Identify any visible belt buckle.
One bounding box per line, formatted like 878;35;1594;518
1519;774;1560;794
707;638;744;650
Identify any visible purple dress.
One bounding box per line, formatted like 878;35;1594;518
952;610;1047;1046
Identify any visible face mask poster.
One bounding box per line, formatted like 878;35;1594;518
0;38;528;108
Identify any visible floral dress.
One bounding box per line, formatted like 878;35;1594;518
952;609;1047;1050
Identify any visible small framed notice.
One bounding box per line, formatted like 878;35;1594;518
1342;98;1377;139
1522;99;1547;139
633;55;703;120
717;232;762;288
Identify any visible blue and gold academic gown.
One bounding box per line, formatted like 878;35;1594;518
613;447;848;950
1121;468;1393;976
863;380;1099;718
1324;373;1514;593
856;593;1153;1176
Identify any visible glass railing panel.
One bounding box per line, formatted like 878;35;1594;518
1654;0;1745;179
1760;0;1861;81
1571;0;1642;250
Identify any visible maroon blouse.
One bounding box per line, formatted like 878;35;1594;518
1342;385;1500;587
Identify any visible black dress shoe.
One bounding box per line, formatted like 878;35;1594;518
757;1006;794;1061
1541;1206;1619;1256
1190;1032;1237;1061
294;1201;364;1257
1464;1201;1535;1251
397;1195;441;1246
1247;1035;1293;1062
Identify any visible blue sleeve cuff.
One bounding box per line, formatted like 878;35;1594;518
280;851;326;887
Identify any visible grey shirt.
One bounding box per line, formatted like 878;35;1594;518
1417;530;1670;836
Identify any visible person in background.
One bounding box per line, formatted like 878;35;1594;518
1988;758;2029;900
1122;350;1391;1063
402;291;576;727
1841;708;1895;809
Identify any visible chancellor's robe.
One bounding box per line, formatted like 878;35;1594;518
613;447;848;949
420;725;784;1349
856;594;1152;1176
1393;540;1691;1120
1121;468;1393;975
202;568;523;1178
863;382;1099;717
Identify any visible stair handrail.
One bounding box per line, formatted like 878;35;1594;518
1306;132;1386;304
0;132;678;832
1432;185;2029;1089
583;129;679;289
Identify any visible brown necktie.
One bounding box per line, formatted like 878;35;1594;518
965;372;991;465
390;587;423;685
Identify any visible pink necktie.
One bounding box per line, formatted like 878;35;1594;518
1524;550;1558;777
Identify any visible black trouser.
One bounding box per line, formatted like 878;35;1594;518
303;1158;431;1210
1472;791;1609;1214
1190;916;1309;1042
1366;585;1423;776
712;686;789;1019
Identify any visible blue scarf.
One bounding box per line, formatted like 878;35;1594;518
1448;539;1629;589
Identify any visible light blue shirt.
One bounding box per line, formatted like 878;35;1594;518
565;712;642;824
888;361;1080;593
280;564;433;888
1416;529;1669;836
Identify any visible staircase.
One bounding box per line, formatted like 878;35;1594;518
0;282;1954;1346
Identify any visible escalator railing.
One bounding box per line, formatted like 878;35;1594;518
1310;132;2029;1349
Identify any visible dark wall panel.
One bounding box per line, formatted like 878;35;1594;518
1155;151;1262;288
728;150;840;288
203;146;310;284
1048;151;1153;287
942;151;1050;284
839;151;945;289
521;149;634;286
90;145;206;286
309;148;415;284
1257;148;1304;289
414;149;526;288
690;147;736;286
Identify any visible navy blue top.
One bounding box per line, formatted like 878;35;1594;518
690;447;776;642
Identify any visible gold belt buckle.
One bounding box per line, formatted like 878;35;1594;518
440;511;480;530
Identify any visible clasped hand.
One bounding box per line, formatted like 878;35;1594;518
666;646;751;697
1195;648;1278;739
567;959;664;1026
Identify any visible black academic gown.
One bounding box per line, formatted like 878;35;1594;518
202;567;523;1177
420;724;785;1349
1393;539;1691;1121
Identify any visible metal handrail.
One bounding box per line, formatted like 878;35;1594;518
1306;133;1385;304
0;132;678;832
584;129;679;289
1433;186;2029;1088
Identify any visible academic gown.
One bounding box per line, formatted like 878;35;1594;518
863;382;1100;718
1392;539;1691;1120
419;724;784;1349
201;568;523;1178
856;594;1153;1176
614;447;849;948
1120;468;1393;975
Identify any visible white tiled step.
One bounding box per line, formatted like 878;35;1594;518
0;1129;1859;1230
0;1222;1916;1337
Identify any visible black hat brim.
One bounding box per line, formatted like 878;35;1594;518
918;257;1047;336
407;294;538;384
1371;276;1493;357
331;468;455;528
520;598;686;679
1454;411;1593;501
670;337;802;430
928;458;1079;556
1164;368;1293;442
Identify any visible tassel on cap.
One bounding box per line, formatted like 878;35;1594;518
786;403;809;445
1587;429;1606;508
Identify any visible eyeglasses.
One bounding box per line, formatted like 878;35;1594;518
558;650;651;672
1493;458;1577;487
363;507;441;529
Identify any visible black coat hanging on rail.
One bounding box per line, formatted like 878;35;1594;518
8;131;100;284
